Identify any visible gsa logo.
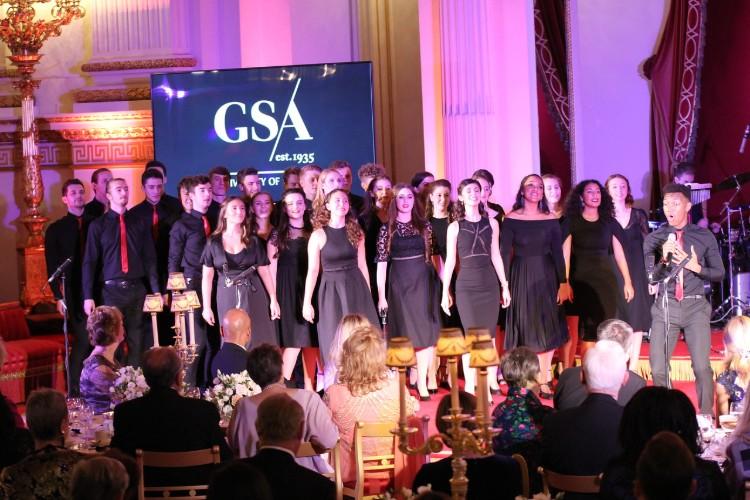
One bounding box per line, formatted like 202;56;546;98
213;79;313;161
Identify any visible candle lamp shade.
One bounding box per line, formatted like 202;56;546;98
436;328;467;357
183;290;201;310
142;294;164;313
167;272;187;291
465;328;492;350
469;339;500;368
170;293;191;313
386;337;416;368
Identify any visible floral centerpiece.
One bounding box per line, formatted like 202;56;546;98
109;366;148;408
203;370;261;421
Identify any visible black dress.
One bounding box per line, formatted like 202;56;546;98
614;208;652;332
455;217;500;336
501;218;568;352
269;229;314;348
317;226;379;365
564;215;623;341
376;221;440;347
359;211;386;302
201;237;279;348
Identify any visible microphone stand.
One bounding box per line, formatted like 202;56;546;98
656;256;691;389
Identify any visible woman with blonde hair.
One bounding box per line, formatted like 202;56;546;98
79;305;124;413
717;315;750;416
311;169;344;223
324;313;371;389
325;325;417;482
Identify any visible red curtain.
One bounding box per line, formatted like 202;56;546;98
534;0;571;190
694;0;750;217
644;0;707;207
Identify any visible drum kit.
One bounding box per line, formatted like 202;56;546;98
699;173;750;321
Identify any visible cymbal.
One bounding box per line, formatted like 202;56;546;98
713;172;750;192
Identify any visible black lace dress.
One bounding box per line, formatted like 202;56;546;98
376;221;440;347
614;208;652;332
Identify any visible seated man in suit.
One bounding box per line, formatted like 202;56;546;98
210;308;252;381
541;340;628;498
0;389;84;499
242;393;335;500
227;344;338;474
110;347;230;485
413;391;521;500
554;319;646;410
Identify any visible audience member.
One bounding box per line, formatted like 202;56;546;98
70;456;129;500
241;393;335;499
600;386;729;500
725;391;750;498
413;391;521;500
210;308;252;380
0;337;24;427
554;319;646;410
0;389;84;499
323;313;371;389
227;344;338;474
717;315;750;416
634;431;695;500
110;347;230;485
541;340;627;498
492;347;554;454
325;325;417;482
101;449;139;500
79;305;124;413
207;461;272;500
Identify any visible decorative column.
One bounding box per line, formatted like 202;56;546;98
434;0;539;207
0;0;85;307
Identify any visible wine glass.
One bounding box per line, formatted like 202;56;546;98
697;413;715;443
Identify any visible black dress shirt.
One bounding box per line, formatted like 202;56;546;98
206;200;221;229
643;223;725;299
168;210;214;279
44;212;92;303
83;198;106;219
82;210;160;300
130;197;181;292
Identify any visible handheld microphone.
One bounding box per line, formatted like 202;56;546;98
740;124;750;154
47;257;72;284
665;232;676;264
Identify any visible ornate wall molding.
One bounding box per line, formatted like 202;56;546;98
0;127;153;144
73;88;151;103
0;139;154;168
0;95;22;108
44;111;152;123
81;57;197;72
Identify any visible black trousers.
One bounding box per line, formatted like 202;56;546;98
103;281;147;368
67;307;92;396
649;295;714;413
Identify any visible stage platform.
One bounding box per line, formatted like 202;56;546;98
633;330;725;382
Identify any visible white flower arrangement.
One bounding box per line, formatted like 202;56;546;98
109;366;148;408
203;370;261;420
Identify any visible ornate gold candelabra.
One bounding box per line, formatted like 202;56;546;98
0;0;84;307
142;293;164;348
166;272;199;386
386;328;499;500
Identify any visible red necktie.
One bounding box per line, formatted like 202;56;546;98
151;205;159;241
119;213;129;274
77;216;84;251
675;230;684;301
202;215;211;237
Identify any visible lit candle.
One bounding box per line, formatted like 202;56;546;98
150;313;159;347
398;368;407;427
188;310;196;345
180;313;187;345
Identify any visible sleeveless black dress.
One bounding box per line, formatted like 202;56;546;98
614;208;652;332
455;217;500;336
564;215;623;341
317;226;379;365
270;230;315;347
376;221;440;347
501;218;568;352
201;236;279;348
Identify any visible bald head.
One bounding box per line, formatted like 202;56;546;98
221;308;251;346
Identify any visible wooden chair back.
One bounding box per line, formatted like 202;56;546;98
135;446;220;500
512;453;530;499
343;417;429;500
538;466;602;495
296;440;343;500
